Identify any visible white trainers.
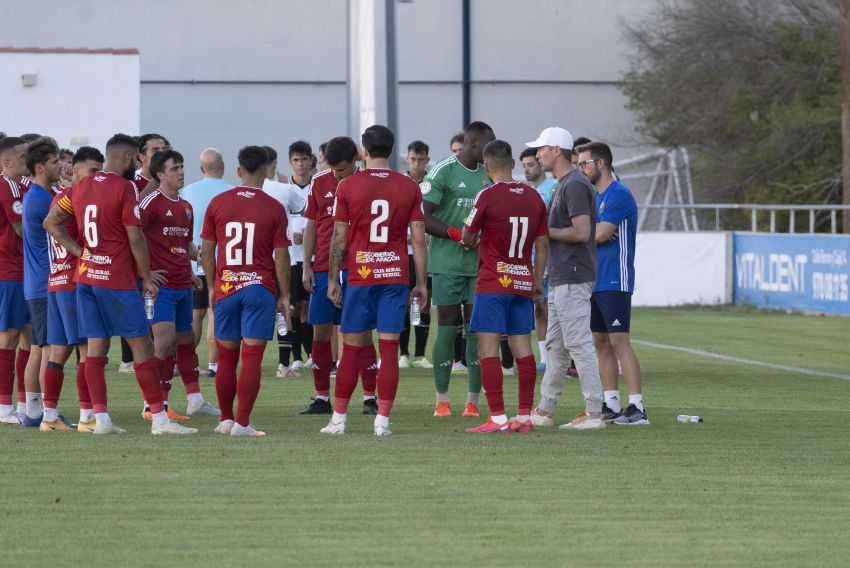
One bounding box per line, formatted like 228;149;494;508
291;360;305;371
118;361;134;374
411;356;433;369
451;361;467;373
231;422;267;437
502;366;515;376
187;399;221;417
304;356;313;368
374;424;392;436
559;411;607;430
0;410;22;425
151;420;198;435
530;407;554;427
94;420;127;434
398;355;410;369
214;419;234;434
320;419;346;435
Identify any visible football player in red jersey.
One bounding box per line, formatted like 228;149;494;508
0;136;30;424
462;140;548;433
44;133;197;435
43;146;104;432
201;146;291;437
301;136;380;416
140;149;219;420
321;125;428;436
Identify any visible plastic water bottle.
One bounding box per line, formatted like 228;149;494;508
677;415;703;423
276;312;288;336
410;297;421;326
144;292;154;320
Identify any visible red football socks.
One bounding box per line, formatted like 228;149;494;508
235;343;265;426
16;348;29;405
377;339;400;417
480;356;505;416
76;362;92;410
333;344;363;414
43;363;64;410
0;348;15;405
311;340;332;397
515;355;537;416
135;358;165;414
215;341;239;422
84;356;108;414
360;343;378;397
175;343;201;395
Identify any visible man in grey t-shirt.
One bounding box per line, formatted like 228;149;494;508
525;127;604;430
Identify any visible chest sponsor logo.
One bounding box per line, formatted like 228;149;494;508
81;249;112;265
355;250;401;264
162;226;191;237
170;246;187;254
455;197;475;208
497;262;531;276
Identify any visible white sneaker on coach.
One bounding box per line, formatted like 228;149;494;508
291;360;305;371
398;355;410;369
214;419;234;434
559;411;606;430
530;408;554;427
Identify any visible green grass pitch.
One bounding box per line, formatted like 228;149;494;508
2;307;849;566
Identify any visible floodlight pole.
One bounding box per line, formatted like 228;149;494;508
841;0;850;233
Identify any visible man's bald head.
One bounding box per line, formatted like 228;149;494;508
200;148;224;178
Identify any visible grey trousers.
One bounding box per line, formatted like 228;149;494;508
538;282;603;414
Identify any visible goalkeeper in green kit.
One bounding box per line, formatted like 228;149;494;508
420;121;495;417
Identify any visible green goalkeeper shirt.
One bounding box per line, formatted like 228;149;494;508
420;155;491;276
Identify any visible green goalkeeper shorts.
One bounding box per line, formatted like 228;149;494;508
431;273;477;307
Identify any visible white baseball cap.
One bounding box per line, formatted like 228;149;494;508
525;127;574;150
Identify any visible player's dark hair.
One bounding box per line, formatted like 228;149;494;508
106;133;139;151
324;136;358;167
519;147;538;161
449;132;464;147
25;137;60;174
310;154;317;167
463;121;494;140
60;148;74;160
238;145;270;175
262;145;278;163
407;140;429;155
72;146;105;166
361;125;394;159
571;136;592;156
137;133;170;154
319;142;328;155
482;140;513;171
288;140;312;159
20;133;42;144
575;141;613;167
150;149;185;183
0;136;26;155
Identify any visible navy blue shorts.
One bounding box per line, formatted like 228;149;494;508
47;290;84;346
0;280;27;331
469;293;535;335
214;285;275;341
77;283;150;339
590;291;632;333
152;286;193;332
308;270;347;326
340;283;408;334
26;298;48;346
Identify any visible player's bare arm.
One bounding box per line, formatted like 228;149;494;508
12;220;22;238
327;221;348;308
533;235;548;304
43;205;82;257
188;242;202;290
302;219;317;293
549;214;590;243
274;246;292;327
410;220;428;307
461;224;477;247
201;238;217;303
596;221;618;243
422;200;450;238
126;224;158;298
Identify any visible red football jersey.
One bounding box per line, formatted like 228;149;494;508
334;169;424;287
134;172;150;191
200;186;290;302
465;181;548;296
0;174;25;281
140;190;194;289
57;171;142;290
304;170;348;273
47;191;81;292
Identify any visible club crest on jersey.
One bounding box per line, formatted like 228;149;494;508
420;181;431;195
498;274;512;288
12;200;22;215
357;265;372;279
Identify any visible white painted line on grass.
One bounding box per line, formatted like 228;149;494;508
633;339;850;382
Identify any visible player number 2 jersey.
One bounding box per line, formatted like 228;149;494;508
334;169;424;286
464;181;548;296
200;186;290;302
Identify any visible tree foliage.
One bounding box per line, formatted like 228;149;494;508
621;0;841;205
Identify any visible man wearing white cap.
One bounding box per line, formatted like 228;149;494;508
525;127;605;430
